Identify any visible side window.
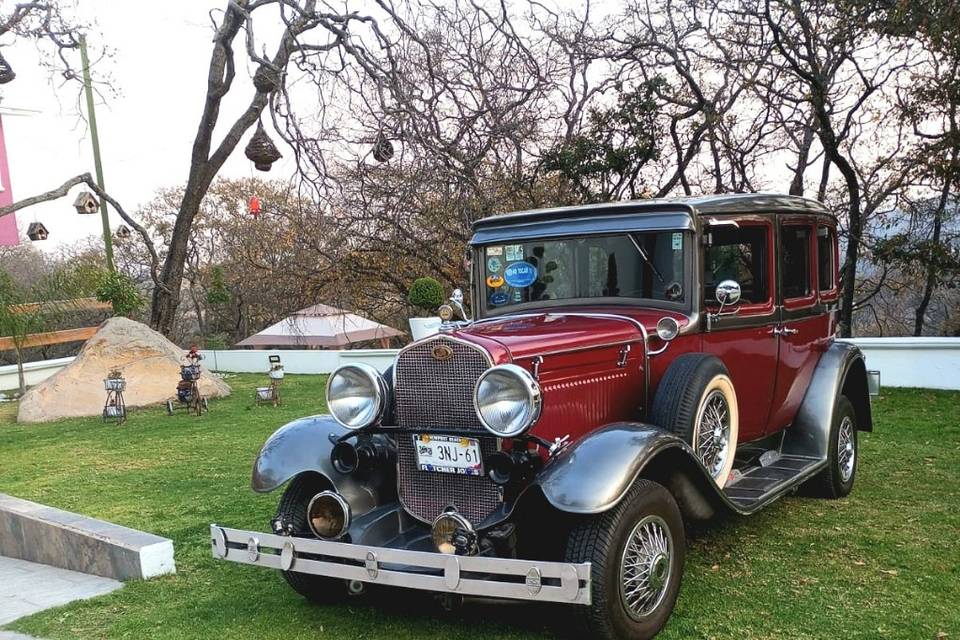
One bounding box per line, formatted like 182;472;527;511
705;225;770;304
781;225;812;300
817;226;836;292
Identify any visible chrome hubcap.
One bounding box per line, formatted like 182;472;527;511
838;416;856;483
619;515;673;620
695;389;730;479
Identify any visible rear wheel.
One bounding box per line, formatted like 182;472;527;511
804;395;858;498
650;353;739;487
275;475;348;604
564;480;685;640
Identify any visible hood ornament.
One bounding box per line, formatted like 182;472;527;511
439;288;473;333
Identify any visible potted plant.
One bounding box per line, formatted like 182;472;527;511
407;277;445;340
104;368;126;392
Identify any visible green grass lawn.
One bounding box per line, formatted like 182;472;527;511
0;375;957;639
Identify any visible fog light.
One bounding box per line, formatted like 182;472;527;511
306;491;351;539
432;510;476;555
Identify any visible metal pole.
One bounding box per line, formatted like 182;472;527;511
79;35;115;272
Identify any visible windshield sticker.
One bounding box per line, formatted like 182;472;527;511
503;261;538;288
489;291;509;306
486;256;502;273
486;246;503;256
672;232;683;251
486;274;505;288
513;289;522;302
505;244;524;261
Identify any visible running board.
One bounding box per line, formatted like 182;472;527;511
722;454;824;511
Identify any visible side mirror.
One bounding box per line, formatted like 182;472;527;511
715;280;742;307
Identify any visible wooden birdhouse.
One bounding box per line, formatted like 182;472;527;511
115;224;131;239
73;191;100;215
27;222;49;241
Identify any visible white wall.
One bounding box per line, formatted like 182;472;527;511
0;357;75;393
6;339;960;392
203;349;399;375
838;338;960;391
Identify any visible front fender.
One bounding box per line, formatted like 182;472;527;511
534;423;701;514
251;415;394;516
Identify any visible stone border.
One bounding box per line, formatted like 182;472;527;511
0;493;175;581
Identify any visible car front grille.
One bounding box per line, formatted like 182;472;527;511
394;336;502;525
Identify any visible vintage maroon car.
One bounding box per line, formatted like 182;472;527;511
212;194;879;639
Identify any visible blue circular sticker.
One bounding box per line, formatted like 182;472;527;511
486;256;502;273
489;292;509;306
503;261;538;288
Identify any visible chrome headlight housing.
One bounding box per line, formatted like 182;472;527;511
473;364;542;437
325;363;388;429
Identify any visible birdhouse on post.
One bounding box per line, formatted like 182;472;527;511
115;224;131;240
73;191;100;215
27;222;49;241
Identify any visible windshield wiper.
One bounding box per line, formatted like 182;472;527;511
628;234;665;283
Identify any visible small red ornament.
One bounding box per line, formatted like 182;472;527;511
249;196;262;219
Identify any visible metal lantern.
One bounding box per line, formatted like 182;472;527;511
27;222;49;241
372;132;394;163
73;191;100;215
244;122;282;172
115;224;131;239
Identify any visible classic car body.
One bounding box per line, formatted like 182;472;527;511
212;194;878;639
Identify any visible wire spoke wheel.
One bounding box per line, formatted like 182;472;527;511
693;389;731;479
619;515;674;621
837;416;856;483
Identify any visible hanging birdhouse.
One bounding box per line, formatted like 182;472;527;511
253;65;281;94
372;132;394;163
27;222;49;241
249;196;262;219
115;224;131;240
0;58;15;85
244;122;282;172
73;191;100;215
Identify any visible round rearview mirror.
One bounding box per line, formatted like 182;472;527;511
715;280;742;306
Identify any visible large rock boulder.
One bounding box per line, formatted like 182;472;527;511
18;317;231;423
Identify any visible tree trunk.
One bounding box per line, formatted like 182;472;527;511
913;147;957;335
14;343;25;396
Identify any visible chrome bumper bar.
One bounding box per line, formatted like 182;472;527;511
210;524;591;605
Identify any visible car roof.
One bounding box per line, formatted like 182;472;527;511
472;193;834;232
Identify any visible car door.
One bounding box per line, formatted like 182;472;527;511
765;217;831;433
700;216;779;443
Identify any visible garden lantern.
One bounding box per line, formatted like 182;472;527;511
249;196;262;219
27;222;49;241
73;191;100;215
115;224;131;240
244;122;282;172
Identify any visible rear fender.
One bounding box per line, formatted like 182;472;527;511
251;415;394;517
787;342;873;460
533;423;726;519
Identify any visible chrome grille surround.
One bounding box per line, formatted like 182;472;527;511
394;335;502;525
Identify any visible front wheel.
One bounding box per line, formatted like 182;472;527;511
564;479;685;640
275;475;348;604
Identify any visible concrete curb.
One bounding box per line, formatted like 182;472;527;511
0;493;175;581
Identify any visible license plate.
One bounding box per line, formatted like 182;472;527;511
412;434;484;476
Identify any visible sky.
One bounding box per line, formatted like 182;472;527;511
1;0;298;251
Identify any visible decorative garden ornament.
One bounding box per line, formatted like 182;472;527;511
27;222;49;241
245;122;282;172
372;132;394;163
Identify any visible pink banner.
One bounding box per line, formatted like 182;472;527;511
0;115;21;246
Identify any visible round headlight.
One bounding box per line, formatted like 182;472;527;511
325;363;388;429
473;364;542;437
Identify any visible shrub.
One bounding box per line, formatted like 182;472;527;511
96;270;145;317
408;277;445;314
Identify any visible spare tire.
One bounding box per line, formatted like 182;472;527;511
649;353;739;487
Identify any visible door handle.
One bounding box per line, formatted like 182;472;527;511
770;326;799;336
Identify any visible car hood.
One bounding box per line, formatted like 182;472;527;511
451;307;687;361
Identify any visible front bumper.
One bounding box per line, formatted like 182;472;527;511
210;524;592;605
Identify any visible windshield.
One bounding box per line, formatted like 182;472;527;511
480;231;687;311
